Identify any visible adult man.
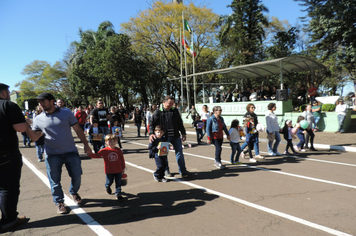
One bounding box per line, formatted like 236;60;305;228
56;99;71;111
149;95;191;178
308;84;317;105
335;99;348;133
0;83;35;232
90;99;112;147
29;93;93;214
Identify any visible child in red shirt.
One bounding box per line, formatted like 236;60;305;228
90;134;126;201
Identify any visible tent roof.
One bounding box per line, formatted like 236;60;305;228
186;55;326;79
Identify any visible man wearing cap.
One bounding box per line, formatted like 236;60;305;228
0;83;39;231
335;99;348;133
28;92;93;214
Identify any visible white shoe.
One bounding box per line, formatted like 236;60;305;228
300;149;306;152
293;146;300;152
275;152;282;156
255;155;264;159
269;152;276;156
240;152;246;159
249;158;257;163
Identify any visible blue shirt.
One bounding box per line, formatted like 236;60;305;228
32;107;78;155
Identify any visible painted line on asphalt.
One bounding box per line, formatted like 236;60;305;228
77;142;351;236
22;156;113;236
124;141;356;190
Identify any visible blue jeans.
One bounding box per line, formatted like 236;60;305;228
0;149;22;225
314;116;320;129
240;134;260;155
297;132;305;149
196;129;203;143
154;155;168;179
213;139;223;163
45;152;82;204
36;144;45;160
229;142;241;163
167;136;187;174
337;114;346;132
267;131;281;154
105;173;122;195
135;122;141;136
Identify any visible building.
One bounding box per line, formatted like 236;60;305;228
10;90;20;104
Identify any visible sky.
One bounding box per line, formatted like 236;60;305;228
0;0;320;94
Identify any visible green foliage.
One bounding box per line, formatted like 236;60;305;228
321;104;336;112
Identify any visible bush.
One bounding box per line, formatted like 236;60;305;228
321;104;335;111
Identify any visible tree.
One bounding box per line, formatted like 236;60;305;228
217;0;269;66
17;60;69;108
296;0;356;81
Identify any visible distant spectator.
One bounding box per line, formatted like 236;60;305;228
215;91;221;103
271;86;277;100
224;90;233;102
249;89;258;101
297;85;307;106
335;99;348;133
307;84;317;105
312;101;321;131
56;99;71;112
283;83;291;97
75;106;88;131
263;86;272;100
258;86;266;101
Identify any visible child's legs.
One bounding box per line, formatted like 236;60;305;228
247;142;254;158
113;173;122;195
196;130;200;143
235;143;242;162
198;129;203;141
105;174;115;188
229;142;237;162
154;156;166;179
296;133;305;148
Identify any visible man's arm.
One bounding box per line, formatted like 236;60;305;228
73;123;93;156
13;122;42;141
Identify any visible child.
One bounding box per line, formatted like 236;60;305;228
193;115;204;144
282;120;299;155
35;134;45;162
111;119;123;150
244;116;258;162
229;119;242;164
89;119;104;154
294;116;306;152
84;116;91;135
148;125;169;182
90;134;126;201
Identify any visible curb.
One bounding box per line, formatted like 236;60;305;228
125;125;356;153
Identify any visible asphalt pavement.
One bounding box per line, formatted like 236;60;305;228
2;123;356;236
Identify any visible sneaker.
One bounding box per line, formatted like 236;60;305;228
161;177;168;182
300;149;306;152
275;152;282;156
235;161;243;165
240;152;246;159
214;161;226;169
71;193;82;205
153;174;162;182
231;161;236;165
57;203;69;214
106;187;112;195
38;159;43;162
1;215;28;232
255;155;264;159
283;151;291;155
249;158;257;163
182;145;185;149
269;152;276;156
165;170;173;177
181;171;192;178
293;146;300;152
187;143;192;148
116;194;125;201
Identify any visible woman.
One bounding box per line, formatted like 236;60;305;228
265;103;282;156
249;89;258;101
199;105;211;138
206;106;231;169
132;107;143;137
240;103;264;162
86;104;94;115
146;104;157;130
302;104;317;150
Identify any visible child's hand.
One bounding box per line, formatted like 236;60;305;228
157;144;161;149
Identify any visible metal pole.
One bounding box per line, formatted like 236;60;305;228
180;28;184;110
182;12;189;109
280;60;283;90
192;31;196;105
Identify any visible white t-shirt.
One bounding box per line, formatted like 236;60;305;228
200;111;211;120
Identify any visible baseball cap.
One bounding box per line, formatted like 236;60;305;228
34;92;55;101
0;83;9;91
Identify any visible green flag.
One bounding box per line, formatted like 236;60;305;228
184;19;191;33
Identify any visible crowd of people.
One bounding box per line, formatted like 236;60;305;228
1;78;353;233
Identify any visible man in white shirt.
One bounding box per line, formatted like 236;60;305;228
335;99;348;133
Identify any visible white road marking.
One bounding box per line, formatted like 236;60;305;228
22;156;113;236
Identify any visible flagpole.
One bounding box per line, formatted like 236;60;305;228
182;11;189;110
192;30;196;105
180;28;184;110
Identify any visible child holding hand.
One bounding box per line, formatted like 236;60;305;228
90;134;126;201
294;116;307;152
229;119;242;165
111;119;123;150
193;115;204;144
148;125;169;182
282;120;299;155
